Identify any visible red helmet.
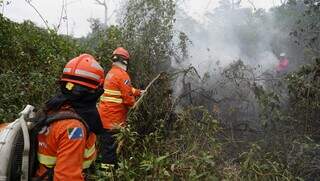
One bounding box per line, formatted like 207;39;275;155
61;54;105;89
112;47;130;60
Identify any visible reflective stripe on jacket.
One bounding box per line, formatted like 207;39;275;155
98;65;141;130
36;108;97;181
37;134;96;169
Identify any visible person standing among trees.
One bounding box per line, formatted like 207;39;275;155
276;52;289;74
98;47;144;168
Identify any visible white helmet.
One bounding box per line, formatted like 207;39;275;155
280;53;286;57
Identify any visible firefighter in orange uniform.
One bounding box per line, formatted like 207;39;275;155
98;47;144;167
35;54;105;180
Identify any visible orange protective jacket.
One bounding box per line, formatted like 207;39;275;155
98;65;141;130
36;106;97;181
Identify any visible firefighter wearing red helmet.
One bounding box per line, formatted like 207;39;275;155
34;54;105;180
276;53;289;74
98;47;144;167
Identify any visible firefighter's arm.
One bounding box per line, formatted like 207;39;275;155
118;76;136;107
54;120;86;181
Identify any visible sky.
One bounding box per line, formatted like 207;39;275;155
1;0;280;37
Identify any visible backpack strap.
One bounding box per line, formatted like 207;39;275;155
45;111;90;137
29;110;90;180
30;110;90;138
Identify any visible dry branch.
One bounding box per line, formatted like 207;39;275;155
25;0;50;29
131;72;165;110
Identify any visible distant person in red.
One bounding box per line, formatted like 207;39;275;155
276;53;289;74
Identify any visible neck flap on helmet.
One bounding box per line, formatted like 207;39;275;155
45;83;104;134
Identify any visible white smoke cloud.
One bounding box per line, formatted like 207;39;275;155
174;4;289;77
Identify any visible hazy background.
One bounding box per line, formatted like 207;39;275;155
3;0;289;79
2;0;280;37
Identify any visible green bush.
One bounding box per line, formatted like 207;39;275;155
0;14;84;122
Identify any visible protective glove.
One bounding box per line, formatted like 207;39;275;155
140;90;146;95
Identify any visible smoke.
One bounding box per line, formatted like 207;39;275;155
171;2;296;126
174;5;290;76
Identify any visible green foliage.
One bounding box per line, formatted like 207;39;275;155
118;0;177;135
0;14;84;122
78;20;123;66
1;0;320;180
253;83;283;129
286;58;320;135
238;144;295;180
122;0;175;73
93;107;222;180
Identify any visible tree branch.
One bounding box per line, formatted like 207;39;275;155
94;0;105;6
131;72;165;110
63;0;69;36
93;0;108;26
57;0;65;31
247;0;256;11
25;0;50;29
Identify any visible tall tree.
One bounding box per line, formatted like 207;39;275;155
119;0;177;134
94;0;108;26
